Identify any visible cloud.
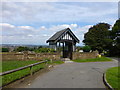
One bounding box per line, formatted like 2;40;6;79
118;1;120;19
1;2;117;45
0;23;15;28
1;22;92;45
1;2;117;25
18;26;34;30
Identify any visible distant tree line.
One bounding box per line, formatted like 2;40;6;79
0;46;55;53
83;19;120;56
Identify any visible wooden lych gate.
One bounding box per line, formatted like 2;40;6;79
46;28;79;60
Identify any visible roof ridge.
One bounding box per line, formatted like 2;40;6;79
46;28;79;43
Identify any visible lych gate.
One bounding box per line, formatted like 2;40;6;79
46;28;79;60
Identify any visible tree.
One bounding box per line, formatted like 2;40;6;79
82;45;91;52
109;19;120;56
1;48;9;52
83;23;112;53
34;48;55;53
15;46;29;52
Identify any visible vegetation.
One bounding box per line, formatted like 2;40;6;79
14;46;56;53
83;23;111;53
72;57;112;63
14;46;30;52
2;61;40;72
82;45;91;52
106;67;120;89
34;48;55;53
1;48;9;52
109;19;120;56
1;60;64;86
83;19;120;57
47;60;64;65
1;60;45;86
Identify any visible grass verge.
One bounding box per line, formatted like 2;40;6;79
1;60;46;86
106;67;120;89
1;60;64;86
47;60;64;65
72;57;112;63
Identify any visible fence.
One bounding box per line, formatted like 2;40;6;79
0;60;48;76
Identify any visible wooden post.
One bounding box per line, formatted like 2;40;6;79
59;42;60;52
50;59;52;63
30;66;33;75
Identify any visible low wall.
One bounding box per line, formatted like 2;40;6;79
72;51;98;60
1;51;98;61
2;52;61;61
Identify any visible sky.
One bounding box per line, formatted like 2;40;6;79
0;1;119;46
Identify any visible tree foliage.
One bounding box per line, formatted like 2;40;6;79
83;23;112;53
1;48;9;52
15;46;29;52
34;48;55;53
109;19;120;56
82;45;91;52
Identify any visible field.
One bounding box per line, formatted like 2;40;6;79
106;67;120;89
72;57;112;62
1;60;64;86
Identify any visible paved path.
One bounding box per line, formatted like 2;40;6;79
24;60;118;88
109;57;120;62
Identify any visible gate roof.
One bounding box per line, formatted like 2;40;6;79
46;28;79;43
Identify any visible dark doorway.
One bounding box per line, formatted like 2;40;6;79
63;42;73;59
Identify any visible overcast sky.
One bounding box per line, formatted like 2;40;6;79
0;2;118;46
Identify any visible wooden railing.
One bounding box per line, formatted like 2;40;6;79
0;60;48;76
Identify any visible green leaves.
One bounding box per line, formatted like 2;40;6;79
15;46;29;52
83;23;111;53
82;45;91;52
109;19;120;56
34;48;55;53
1;48;9;52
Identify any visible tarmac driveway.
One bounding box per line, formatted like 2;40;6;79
25;60;118;88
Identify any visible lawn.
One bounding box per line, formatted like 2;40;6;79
72;57;112;63
1;60;46;86
47;60;64;65
1;60;64;86
2;60;41;72
106;67;120;89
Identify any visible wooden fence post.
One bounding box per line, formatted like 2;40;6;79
30;66;33;75
50;59;52;63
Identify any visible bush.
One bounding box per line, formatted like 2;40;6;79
1;48;9;52
34;48;55;53
82;45;91;52
14;46;29;52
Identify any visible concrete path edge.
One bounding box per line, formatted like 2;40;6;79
103;73;114;90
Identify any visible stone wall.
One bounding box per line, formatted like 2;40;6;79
72;51;98;60
2;52;61;61
2;51;98;61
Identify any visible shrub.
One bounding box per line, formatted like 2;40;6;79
1;48;9;52
15;46;29;52
34;48;55;53
82;45;91;52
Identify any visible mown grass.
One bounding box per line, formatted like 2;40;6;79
47;60;64;65
72;57;112;63
1;60;40;72
1;60;46;86
106;67;120;89
0;60;64;86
